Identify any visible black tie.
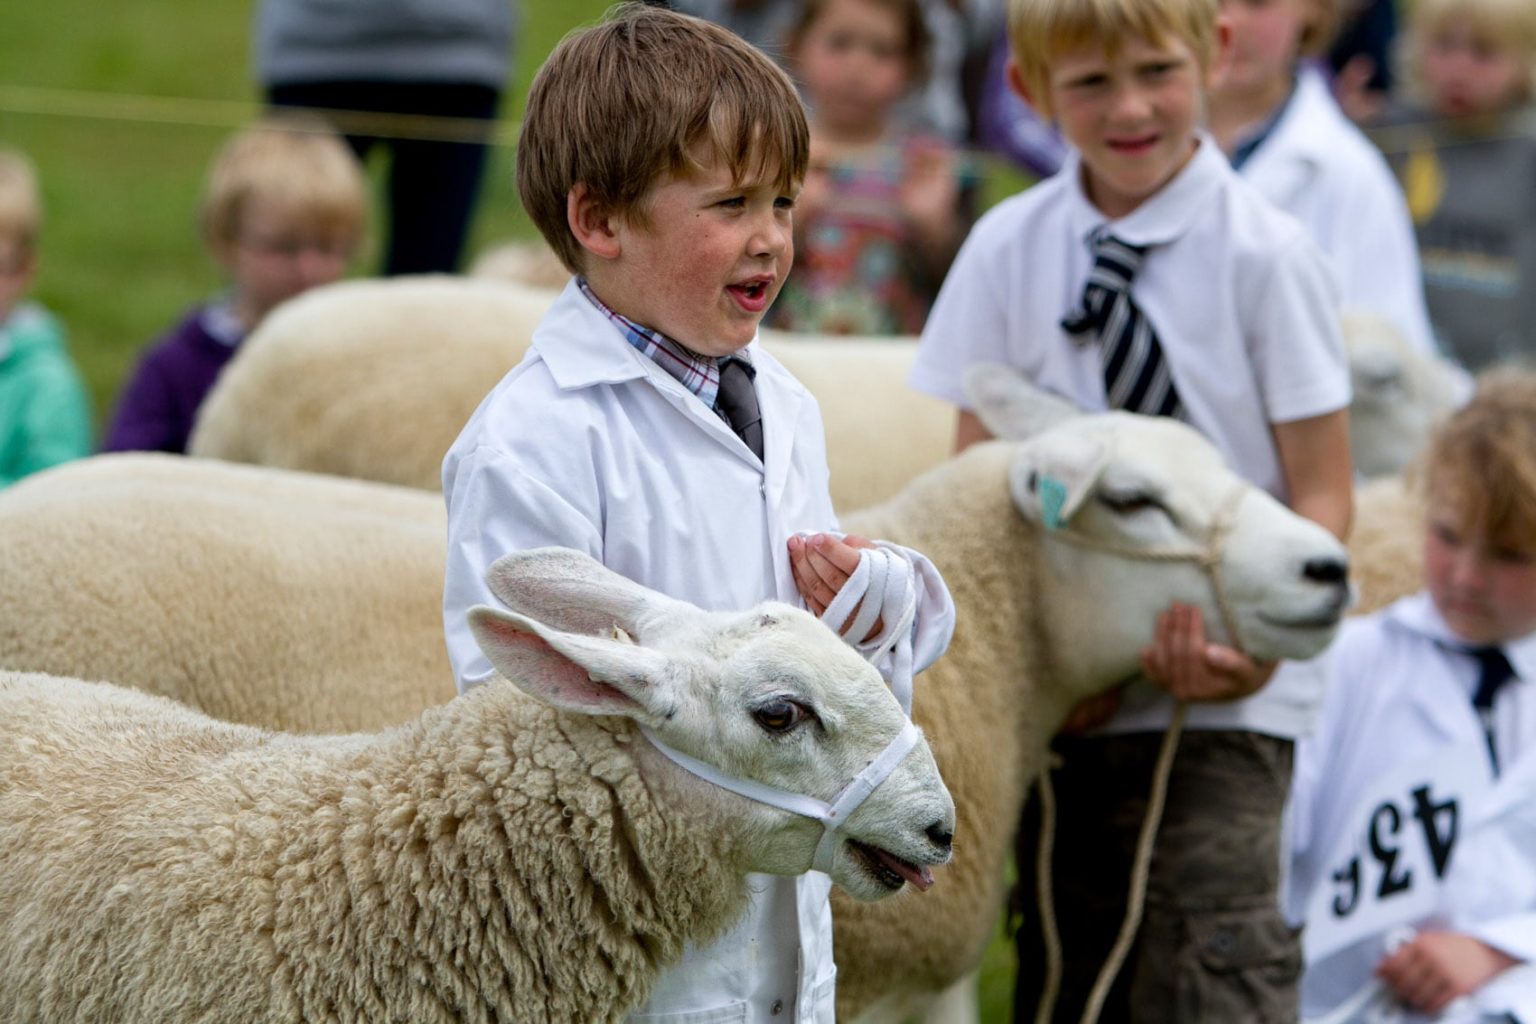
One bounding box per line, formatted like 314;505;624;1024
715;357;764;461
1061;231;1183;418
1467;645;1517;775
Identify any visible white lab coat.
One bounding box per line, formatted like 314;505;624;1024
1240;67;1438;356
1287;593;1536;1021
442;280;956;1023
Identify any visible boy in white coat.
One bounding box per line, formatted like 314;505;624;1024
1288;371;1536;1022
440;7;955;1022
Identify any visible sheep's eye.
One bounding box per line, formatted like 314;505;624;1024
1099;491;1163;516
753;699;810;734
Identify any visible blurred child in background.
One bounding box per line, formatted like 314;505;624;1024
1381;0;1536;370
102;117;366;454
1208;0;1436;355
770;0;968;335
0;148;91;487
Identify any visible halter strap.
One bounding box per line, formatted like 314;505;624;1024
641;544;924;874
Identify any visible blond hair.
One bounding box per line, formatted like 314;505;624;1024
789;0;935;85
0;149;42;257
1006;0;1220;116
1412;369;1536;553
1297;0;1344;60
517;3;810;273
198;115;368;253
1402;0;1536;107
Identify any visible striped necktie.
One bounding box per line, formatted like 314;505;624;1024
1061;232;1183;418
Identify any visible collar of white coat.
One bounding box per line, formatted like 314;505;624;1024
532;277;764;391
1385;591;1536;683
1063;130;1228;250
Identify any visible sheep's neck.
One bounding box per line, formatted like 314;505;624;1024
249;686;747;1022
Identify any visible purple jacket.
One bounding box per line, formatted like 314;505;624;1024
102;304;244;454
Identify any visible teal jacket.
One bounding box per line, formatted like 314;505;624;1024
0;302;91;487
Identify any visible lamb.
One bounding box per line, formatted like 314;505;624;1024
468;237;574;291
0;453;452;733
0;547;955;1023
1;377;1356;1021
1344;311;1471;478
187;274;952;510
827;366;1354;1022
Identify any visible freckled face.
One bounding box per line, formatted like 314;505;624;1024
1423;509;1536;645
608;160;797;358
1044;35;1207;219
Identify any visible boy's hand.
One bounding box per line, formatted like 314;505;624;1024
1139;603;1277;702
1376;931;1520;1014
788;533;884;641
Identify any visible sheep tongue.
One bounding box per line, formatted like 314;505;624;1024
872;848;934;892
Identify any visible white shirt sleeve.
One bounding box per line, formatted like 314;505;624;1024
1248;232;1352;424
909;212;1018;409
442;445;603;692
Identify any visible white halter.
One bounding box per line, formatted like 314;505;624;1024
641;545;923;874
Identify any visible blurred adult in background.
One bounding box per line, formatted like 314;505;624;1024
254;0;516;275
1374;0;1536;370
1327;0;1399;124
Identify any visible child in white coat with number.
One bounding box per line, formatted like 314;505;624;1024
1288;370;1536;1022
440;8;954;1022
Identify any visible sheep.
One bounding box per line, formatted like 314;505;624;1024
0;546;956;1023
1346;472;1424;617
1344;311;1471;478
187;275;952;511
0;453;451;733
1;376;1358;1022
468;237;574;291
828;367;1355;1023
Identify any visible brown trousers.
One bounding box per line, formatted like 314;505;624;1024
1011;730;1302;1024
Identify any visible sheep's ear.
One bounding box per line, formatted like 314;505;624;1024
468;605;678;722
483;547;696;639
1008;433;1110;530
964;364;1083;440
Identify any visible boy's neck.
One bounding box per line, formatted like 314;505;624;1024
1208;74;1295;156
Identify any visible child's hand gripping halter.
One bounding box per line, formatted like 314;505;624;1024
640;545;922;874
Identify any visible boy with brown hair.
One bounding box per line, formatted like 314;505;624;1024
1289;371;1536;1021
0;147;91;486
441;6;955;1020
102;116;366;454
909;0;1353;1017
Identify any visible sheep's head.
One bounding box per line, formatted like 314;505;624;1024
966;366;1351;691
1344;312;1469;478
466;547;955;903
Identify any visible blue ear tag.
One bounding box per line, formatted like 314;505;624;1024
1038;474;1069;531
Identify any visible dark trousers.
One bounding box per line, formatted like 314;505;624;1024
1012;730;1302;1024
269;80;500;276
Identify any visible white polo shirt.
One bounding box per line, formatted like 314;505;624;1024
911;136;1349;738
1241;66;1436;356
911;134;1349;503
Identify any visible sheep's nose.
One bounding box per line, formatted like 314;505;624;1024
926;821;954;852
1303;556;1348;586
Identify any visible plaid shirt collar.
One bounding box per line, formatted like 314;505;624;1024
577;277;753;409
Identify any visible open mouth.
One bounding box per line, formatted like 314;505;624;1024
1257;610;1344;631
727;279;772;313
847;839;934;892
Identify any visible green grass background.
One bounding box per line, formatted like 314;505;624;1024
0;2;1024;1015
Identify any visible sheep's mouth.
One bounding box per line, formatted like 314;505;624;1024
847;839;934;892
1258;609;1345;631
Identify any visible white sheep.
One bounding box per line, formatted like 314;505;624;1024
829;366;1355;1022
1344;311;1471;478
0;453;451;733
468;237;574;291
0;375;1360;1022
188;275;951;511
0;547;955;1023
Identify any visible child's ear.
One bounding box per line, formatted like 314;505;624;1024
1005;58;1051;121
566;183;622;262
1208;16;1236;90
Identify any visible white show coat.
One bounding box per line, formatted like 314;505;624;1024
1241;67;1438;356
1287;593;1536;1021
911;135;1349;739
442;280;955;1024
